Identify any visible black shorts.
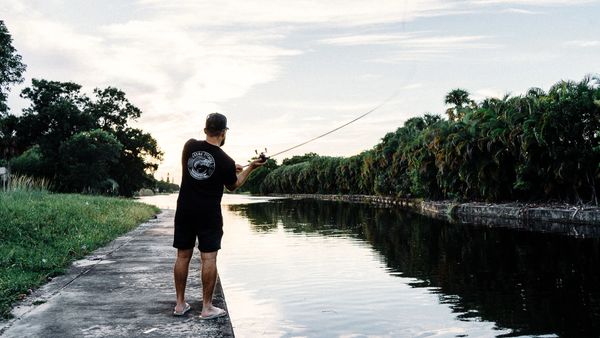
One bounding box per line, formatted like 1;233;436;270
173;206;223;252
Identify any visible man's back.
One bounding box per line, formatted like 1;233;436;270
177;139;237;209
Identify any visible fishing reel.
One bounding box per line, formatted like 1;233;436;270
255;148;269;163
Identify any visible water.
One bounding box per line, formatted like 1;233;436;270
140;194;600;337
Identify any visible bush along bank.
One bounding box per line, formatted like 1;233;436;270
242;76;600;206
0;191;159;318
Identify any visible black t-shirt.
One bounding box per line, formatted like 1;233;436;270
176;139;237;209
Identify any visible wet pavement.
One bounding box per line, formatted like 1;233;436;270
0;210;234;338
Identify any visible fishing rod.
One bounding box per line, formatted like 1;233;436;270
244;91;400;167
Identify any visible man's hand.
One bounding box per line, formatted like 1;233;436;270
249;158;266;169
227;159;266;192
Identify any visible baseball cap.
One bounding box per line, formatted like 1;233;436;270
205;113;228;132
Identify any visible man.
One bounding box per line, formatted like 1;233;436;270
173;112;264;319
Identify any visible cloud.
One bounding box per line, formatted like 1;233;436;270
136;0;454;26
502;7;542;14
320;32;499;62
3;2;304;111
321;33;493;47
320;33;416;46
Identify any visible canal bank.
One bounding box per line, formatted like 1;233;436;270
0;210;234;338
273;194;600;235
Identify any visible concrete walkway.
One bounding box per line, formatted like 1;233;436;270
0;210;234;338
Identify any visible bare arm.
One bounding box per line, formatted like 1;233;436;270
225;159;264;191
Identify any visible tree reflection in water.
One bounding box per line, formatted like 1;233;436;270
229;198;600;337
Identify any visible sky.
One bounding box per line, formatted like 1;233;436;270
1;0;599;183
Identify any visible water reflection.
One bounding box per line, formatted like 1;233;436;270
228;198;600;337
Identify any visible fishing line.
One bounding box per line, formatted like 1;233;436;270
241;18;417;168
244;91;400;166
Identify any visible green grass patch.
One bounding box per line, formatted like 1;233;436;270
0;191;159;318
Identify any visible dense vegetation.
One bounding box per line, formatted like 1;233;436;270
0;20;164;196
0;189;158;318
243;76;600;204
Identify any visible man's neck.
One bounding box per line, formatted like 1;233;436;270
205;137;221;147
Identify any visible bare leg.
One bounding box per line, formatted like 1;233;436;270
200;250;226;318
174;248;193;312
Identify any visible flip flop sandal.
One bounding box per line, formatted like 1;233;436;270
199;308;227;320
173;303;191;316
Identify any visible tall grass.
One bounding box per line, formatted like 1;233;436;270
2;174;51;192
0;191;159;318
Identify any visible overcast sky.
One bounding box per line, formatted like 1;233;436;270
2;0;599;182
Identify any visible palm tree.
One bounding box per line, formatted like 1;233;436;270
445;89;472;121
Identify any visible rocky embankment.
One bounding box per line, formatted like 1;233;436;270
272;194;600;237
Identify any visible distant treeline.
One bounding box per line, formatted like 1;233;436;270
156;177;179;194
0;20;172;196
242;76;600;204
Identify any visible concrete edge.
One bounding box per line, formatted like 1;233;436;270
214;276;235;338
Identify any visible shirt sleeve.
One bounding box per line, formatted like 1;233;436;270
223;157;237;186
181;140;192;172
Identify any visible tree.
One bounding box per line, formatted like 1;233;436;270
0;114;20;160
109;127;162;196
156;178;179;193
237;158;278;194
0;24;163;196
235;77;600;204
86;87;142;131
58;129;122;193
445;89;472;121
86;86;162;196
0;21;26;115
9;145;47;179
11;79;162;196
282;153;318;166
18;79;92;177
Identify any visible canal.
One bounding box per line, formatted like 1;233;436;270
141;194;600;337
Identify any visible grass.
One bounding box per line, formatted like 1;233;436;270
3;175;52;192
0;190;159;318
